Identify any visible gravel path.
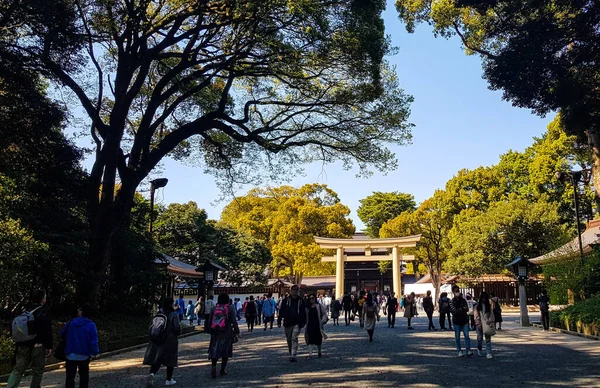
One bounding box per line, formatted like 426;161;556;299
7;313;600;387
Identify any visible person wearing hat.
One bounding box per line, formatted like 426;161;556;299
278;285;306;362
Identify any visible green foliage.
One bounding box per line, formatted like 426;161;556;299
395;0;600;199
543;252;600;305
446;195;568;275
550;296;600;336
155;201;271;287
221;183;355;283
357;191;416;237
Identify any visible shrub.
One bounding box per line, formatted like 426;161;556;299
542;250;600;304
550;296;600;336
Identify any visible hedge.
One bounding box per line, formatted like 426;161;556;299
550;296;600;337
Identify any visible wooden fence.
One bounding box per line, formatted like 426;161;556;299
459;280;544;306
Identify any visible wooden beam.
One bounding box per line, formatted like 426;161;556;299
321;255;415;262
314;235;421;249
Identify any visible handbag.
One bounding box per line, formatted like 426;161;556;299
482;313;496;337
54;320;72;361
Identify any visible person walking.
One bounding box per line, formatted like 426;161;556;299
423;290;436;331
331;297;342;326
262;293;276;331
208;293;240;378
538;290;551;331
176;294;185;321
450;285;472;357
357;293;365;328
438;292;452;331
235;298;243;321
8;290;53;388
386;292;398;328
474;292;496;359
403;292;417;329
363;293;379;342
490;293;503;330
244;296;257;332
194;297;204;326
466;293;476;331
255;296;263;326
204;295;215;333
277;285;306;362
323;294;332;316
144;298;181;387
341;292;353;326
61;304;99;388
185;300;195;325
304;294;328;358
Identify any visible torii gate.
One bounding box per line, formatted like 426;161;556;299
314;235;421;298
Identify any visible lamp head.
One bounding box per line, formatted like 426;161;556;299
151;178;169;188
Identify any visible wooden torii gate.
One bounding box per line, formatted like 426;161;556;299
314;235;421;298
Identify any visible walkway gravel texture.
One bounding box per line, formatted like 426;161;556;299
5;313;600;387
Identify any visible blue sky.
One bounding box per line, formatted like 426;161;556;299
79;1;554;229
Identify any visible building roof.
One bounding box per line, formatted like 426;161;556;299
155;254;204;279
530;219;600;265
301;276;336;288
416;273;542;284
415;274;458;284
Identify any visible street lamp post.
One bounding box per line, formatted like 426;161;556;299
148;178;168;235
554;171;585;264
507;256;532;327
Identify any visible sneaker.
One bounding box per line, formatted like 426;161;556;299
165;379;176;386
146;373;154;388
290;357;297;362
477;349;483;357
486;353;493;359
318;352;322;358
466;351;474;357
457;350;464;357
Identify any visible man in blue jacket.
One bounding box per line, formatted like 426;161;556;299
262;293;276;331
177;294;186;321
60;303;99;388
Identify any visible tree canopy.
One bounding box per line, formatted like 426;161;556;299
395;0;600;200
357;191;416;237
221;183;355;284
1;0;414;304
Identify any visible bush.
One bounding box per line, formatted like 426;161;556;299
542;250;600;304
550;296;600;336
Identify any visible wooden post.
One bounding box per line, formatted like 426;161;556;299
392;246;401;297
336;246;344;298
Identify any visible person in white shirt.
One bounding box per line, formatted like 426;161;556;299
235;298;243;320
322;295;332;316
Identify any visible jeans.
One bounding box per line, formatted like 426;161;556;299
476;326;492;354
454;324;471;351
344;310;351;325
66;358;90;388
541;310;550;330
7;345;46;388
284;325;301;357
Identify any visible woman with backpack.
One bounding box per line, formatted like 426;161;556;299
304;294;328;358
474;292;496;359
144;297;181;387
208;293;240;379
438;292;452;331
244;296;257;332
363;293;379;342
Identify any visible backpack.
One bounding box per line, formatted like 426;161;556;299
12;306;42;344
493;301;502;313
441;299;449;313
211;304;229;332
365;304;376;318
149;313;169;345
539;298;549;311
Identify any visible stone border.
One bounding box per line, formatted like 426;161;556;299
531;323;600;341
0;329;205;382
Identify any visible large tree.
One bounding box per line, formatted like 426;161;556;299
380;190;452;298
2;0;414;304
395;0;600;201
357;191;416;237
221;183;355;284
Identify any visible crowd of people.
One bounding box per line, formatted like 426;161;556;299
6;286;552;387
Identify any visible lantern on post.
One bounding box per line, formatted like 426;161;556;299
506;256;532;326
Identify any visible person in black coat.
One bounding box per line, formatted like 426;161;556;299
450;285;472;357
341;292;353;326
277;285;306;362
